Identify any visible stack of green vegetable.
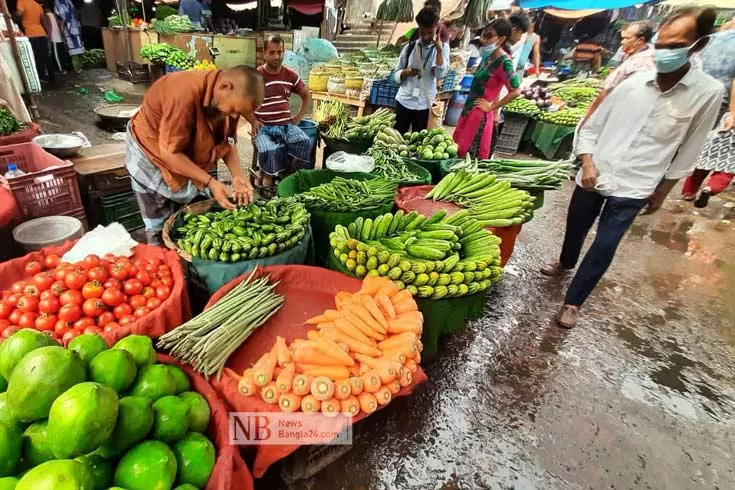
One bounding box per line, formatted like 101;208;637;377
0;108;23;136
367;145;424;183
140;43;195;69
551;77;602;89
0;330;215;490
297;177;397;212
449;157;575;190
313;99;349;139
503;97;541;117
330;210;503;298
551;86;598;106
151;15;195;34
428;171;534;227
537;107;587;126
80;49;106;68
159;269;283;377
174;198;310;262
373;126;405;151
404;128;458;161
343;108;396;143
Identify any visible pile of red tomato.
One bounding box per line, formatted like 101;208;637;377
0;253;174;344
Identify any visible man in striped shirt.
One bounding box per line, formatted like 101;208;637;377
248;36;313;187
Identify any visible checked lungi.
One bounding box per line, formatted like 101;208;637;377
255;124;313;176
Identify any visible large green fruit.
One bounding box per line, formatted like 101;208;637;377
173;433;215;488
130;364;177;402
167;365;191;394
47;382;119;459
178;392;210;433
0;374;6;393
96;396;154;458
89;349;137;393
7;346;85;423
0;476;18;490
112;336;156;368
114;440;177;490
21;420;54;468
16;459;95;490
0;393;22;432
152;396;190;444
68;334;109;367
75;454;114;490
0;329;56;380
0;421;21;477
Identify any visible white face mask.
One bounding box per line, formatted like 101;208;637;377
482;43;497;56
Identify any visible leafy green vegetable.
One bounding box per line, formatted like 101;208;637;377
0;108;23;136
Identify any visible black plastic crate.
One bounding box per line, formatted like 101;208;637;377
100;191;144;231
495;114;531;155
370;79;399;108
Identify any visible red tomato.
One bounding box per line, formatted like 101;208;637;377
60;289;84;306
119;315;136;326
143;263;156;275
140;286;155;298
50;280;67;296
149;258;163;267
0;319;10;330
87;267;108;283
160;276;175;288
8;309;21;325
6;293;21;308
64;270;87;290
149;279;162;289
2;326;18;338
17;295;39;313
82;299;105;318
74;318;96;329
155;286;171;301
133;306;150;318
1;291;9;301
133;259;147;270
82;281;104;299
123;279;143;296
33;272;55;291
101;288;125;307
103;322;120;332
83;254;101;270
38;296;60;314
110;262;131;280
62;329;79;344
113;303;133;321
22;284;40;297
55;268;68;281
84;326;103;335
44;254;60;269
129;295;147;309
58;303;82;323
146;297;162;310
35;313;57;331
11;281;26;294
103;278;121;289
135;271;152;286
18;311;38;328
157;264;172;277
0;302;12;319
97;311;115;327
24;261;42;276
39;290;54;301
54;319;72;335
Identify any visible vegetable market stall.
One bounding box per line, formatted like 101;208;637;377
524;120;577;160
101;28;158;72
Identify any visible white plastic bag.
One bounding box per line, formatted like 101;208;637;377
61;223;138;263
325;151;374;173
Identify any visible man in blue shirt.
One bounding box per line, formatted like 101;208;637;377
393;7;449;133
178;0;204;27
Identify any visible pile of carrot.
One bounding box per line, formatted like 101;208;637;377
224;275;423;417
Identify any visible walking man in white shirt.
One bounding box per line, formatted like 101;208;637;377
541;7;723;329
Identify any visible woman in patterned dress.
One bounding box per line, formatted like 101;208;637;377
453;19;521;159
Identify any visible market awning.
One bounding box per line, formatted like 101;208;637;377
288;0;323;16
544;7;605;18
520;0;652;9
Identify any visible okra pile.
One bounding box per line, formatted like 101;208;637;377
174;198;309;262
427;171;535;227
329;209;503;299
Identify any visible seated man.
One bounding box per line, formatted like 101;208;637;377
248;35;312;188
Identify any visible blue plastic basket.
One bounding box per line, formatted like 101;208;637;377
369;79;399;108
165;65;185;74
441;71;457;92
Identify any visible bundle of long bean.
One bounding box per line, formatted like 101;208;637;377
313;99;350;139
297;177;398;212
450;158;574;190
367;146;423;183
158;269;284;378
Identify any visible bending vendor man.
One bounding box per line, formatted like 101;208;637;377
126;66;264;245
248;35;312;189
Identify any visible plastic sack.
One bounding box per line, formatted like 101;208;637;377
0;241;191;346
302;38;338;63
283;50;311;85
325;151;374;173
208;265;428;479
158;354;254;490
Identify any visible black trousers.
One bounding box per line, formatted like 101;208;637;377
29;36;54;82
394;101;429;134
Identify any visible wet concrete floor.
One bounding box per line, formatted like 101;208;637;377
35;71;735;490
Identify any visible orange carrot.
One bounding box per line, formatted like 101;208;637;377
358;363;371;375
393;299;418;315
301;394;321;413
403;359;418;374
378;332;418;349
341;314;384;342
273;336;291;367
358;294;388;330
361;371;381;393
237;370;258;397
303;366;350;381
378;281;400;298
391;289;413;305
375;386;392;406
253;353;277;387
380;350;407;364
416;340;423;353
278;393;302;413
357;392;378;414
334;380;352;400
396;311;423;323
310;376;335;401
316;321;337;330
305;331;357;366
292;374;312;396
375;293;397;320
334;292;353;310
399;368;413;387
333;318;374;344
353;354;399;376
260;382;278;404
349;365;361;377
348;376;363;395
320;327;382;357
275;363;296;393
341;396;360;417
387;318;421;334
359;275;383;296
224;367;242;382
306;309;340;324
387;379;401;395
347;302;387;335
292;345;351;367
321;398;341;417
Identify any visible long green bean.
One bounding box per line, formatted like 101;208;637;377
297;176;397;212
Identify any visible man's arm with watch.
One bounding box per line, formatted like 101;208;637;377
160;149;236;210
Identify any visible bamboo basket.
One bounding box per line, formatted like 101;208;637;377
162;199;217;263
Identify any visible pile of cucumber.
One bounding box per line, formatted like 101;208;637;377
174;198;309;262
329;210;503;299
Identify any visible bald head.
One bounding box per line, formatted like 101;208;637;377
213;66;265;119
657;7;716;47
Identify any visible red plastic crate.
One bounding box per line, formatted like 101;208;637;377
0;143;84;221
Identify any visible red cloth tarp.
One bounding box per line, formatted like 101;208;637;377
288;0;323;15
208;265;428;478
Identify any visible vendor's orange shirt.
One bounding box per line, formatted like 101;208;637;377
17;0;46;38
131;70;238;192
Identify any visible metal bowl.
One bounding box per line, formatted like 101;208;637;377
94;104;140;123
32;133;85;158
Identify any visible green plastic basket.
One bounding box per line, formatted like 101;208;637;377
99;191;143;231
405;157;462;184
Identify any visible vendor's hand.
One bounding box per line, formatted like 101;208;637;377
232;175;254;206
402;68;419;80
209;179;236;210
580;161;599;189
475;98;493;113
249;119;263;136
720;113;733;132
291;115;303;125
642;189;666;215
